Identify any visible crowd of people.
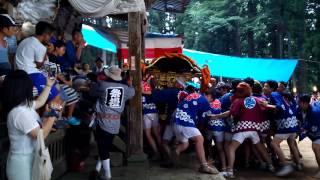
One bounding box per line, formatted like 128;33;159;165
140;74;320;179
1;11;320;180
0;12;135;180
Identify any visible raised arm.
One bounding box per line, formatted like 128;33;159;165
34;77;56;109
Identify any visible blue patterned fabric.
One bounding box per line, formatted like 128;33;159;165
151;88;180;122
142;95;157;115
206;99;225;131
175;93;211;127
219;92;234;132
272;93;298;134
64;41;78;69
270;92;283;108
303;105;320;141
219;92;233;112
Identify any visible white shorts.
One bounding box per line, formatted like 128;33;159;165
224;132;233;142
313;139;320;145
173;125;202;143
274;133;297;140
143;113;159;129
232;131;260;144
206;130;224;142
163;125;174;141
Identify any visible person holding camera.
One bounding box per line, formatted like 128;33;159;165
2;70;58;180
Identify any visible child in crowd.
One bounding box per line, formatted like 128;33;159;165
92;57;104;74
142;76;161;160
204;88;227;176
74;62;92;77
218;79;241;168
47;41;80;126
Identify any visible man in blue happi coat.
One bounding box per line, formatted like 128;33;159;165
299;95;320;179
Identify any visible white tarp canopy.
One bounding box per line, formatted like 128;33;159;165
11;0;145;24
68;0;146;17
13;0;56;24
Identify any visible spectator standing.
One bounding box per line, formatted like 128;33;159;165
3;70;56;180
64;29;85;70
0;14;16;75
15;21;61;104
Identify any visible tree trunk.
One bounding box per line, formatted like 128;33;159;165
247;31;255;57
296;33;308;93
294;1;307;93
271;0;285;59
225;32;231;55
233;22;241;56
247;0;257;57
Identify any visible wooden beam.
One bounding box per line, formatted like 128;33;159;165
141;13;146;62
127;12;144;157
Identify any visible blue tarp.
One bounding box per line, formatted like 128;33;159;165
183;49;298;82
81;24;117;53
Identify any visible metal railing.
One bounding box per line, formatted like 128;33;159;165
46;129;68;179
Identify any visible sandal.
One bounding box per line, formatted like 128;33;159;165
198;163;219;174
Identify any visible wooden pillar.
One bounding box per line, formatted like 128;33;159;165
141;13;146;62
127;12;145;160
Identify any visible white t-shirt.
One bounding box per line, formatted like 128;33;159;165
7;102;40;154
15;37;47;74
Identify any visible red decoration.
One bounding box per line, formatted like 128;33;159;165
200;65;211;93
210;99;221;109
185;93;201;101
